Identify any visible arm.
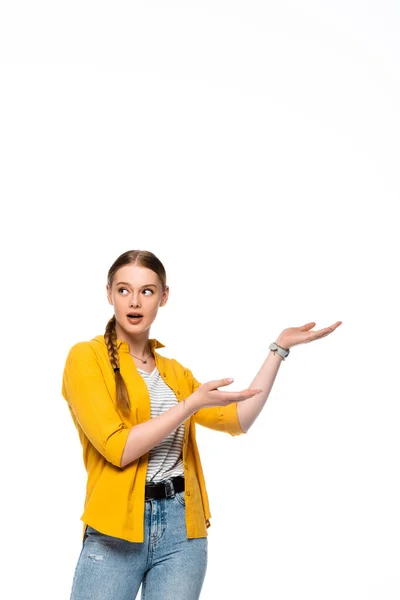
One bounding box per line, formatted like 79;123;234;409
184;367;246;437
121;367;256;465
236;319;343;432
236;348;284;433
120;401;194;468
62;343;132;467
62;343;196;469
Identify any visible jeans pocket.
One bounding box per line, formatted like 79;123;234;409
86;525;100;535
175;490;186;507
85;526;111;540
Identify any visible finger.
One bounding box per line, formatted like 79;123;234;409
300;321;341;335
205;378;235;390
236;389;263;401
307;328;336;342
215;388;263;400
311;320;340;336
299;322;317;331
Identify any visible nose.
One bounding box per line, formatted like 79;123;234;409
129;293;141;308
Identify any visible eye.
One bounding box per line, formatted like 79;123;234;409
117;287;154;296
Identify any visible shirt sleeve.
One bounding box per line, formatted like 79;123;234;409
183;366;245;437
61;342;131;467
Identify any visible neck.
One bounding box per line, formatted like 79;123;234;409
129;345;152;359
128;339;152;358
115;322;151;357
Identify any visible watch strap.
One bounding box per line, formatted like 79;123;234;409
269;342;290;360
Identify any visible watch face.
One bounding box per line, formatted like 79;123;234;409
270;343;289;356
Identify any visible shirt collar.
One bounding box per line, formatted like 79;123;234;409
93;334;165;353
117;337;165;352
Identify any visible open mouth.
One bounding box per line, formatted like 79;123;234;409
127;313;144;323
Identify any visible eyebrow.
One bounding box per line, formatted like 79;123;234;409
115;282;158;288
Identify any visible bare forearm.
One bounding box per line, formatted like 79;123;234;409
121;397;196;468
237;350;284;433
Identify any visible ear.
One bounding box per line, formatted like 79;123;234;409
106;284;113;305
160;285;169;307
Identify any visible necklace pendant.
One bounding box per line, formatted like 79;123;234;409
142;360;147;364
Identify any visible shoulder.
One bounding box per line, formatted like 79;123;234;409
66;335;105;361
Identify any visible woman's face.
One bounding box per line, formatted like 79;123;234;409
106;264;169;338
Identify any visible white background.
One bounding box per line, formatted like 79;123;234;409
1;1;399;599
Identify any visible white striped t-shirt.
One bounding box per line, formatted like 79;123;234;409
138;365;185;483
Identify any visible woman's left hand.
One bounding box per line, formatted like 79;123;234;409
275;321;342;350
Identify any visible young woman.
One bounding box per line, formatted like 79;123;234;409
62;249;342;600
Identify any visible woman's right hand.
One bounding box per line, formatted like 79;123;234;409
187;378;262;411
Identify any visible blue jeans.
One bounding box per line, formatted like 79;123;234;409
70;490;208;600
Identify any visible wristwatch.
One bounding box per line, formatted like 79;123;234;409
269;342;290;360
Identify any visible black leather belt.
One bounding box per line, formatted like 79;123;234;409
144;475;185;500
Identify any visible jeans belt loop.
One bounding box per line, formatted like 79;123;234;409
164;479;175;498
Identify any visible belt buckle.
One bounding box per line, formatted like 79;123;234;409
164;479;175;498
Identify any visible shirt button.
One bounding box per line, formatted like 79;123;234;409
177;390;181;395
186;491;191;497
163;372;167;377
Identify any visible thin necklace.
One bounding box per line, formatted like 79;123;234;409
129;349;152;364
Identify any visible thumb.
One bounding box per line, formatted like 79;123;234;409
299;322;316;331
205;378;234;391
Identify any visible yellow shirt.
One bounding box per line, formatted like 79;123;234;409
61;334;245;543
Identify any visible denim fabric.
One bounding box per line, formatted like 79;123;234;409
70;490;208;600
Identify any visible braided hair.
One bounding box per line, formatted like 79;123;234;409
105;250;167;417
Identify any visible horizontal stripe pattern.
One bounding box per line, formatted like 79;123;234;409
138;366;184;483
